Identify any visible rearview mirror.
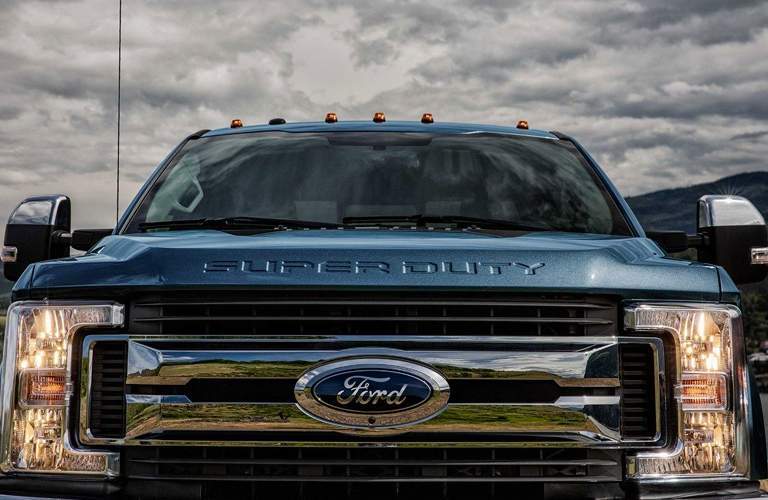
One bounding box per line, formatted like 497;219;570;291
2;195;71;281
696;195;768;285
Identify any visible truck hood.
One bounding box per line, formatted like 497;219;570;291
19;230;721;301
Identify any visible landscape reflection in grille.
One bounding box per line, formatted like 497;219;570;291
129;292;616;336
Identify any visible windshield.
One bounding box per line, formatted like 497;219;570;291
124;131;632;235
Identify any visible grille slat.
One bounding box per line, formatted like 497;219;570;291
129;458;619;467
89;341;127;439
127;475;621;483
134;300;613;308
133;316;611;324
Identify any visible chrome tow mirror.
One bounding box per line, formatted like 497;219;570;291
697;195;768;285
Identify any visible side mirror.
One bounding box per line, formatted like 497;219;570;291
2;195;71;281
697;195;768;285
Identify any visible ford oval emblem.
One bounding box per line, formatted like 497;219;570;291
294;358;450;429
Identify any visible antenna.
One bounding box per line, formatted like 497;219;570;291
116;0;122;224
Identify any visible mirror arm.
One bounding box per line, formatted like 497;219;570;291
51;230;72;247
686;233;709;249
70;229;114;251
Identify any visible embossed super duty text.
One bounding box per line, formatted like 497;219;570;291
204;260;545;275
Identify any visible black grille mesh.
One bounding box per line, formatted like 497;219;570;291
619;343;656;439
129;292;616;336
124;446;622;499
88;341;127;438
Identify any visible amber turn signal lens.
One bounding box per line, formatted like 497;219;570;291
325;112;338;123
677;372;728;411
373;112;386;123
516;120;529;130
230;119;244;128
18;369;67;407
421;113;434;124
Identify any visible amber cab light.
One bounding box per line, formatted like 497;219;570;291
516;120;529;130
373;112;386;123
421;113;434;124
230;119;244;128
325;112;338;123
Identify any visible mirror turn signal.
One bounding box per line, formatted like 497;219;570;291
1;246;17;263
751;247;768;265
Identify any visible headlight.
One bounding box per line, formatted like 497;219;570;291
0;302;123;476
624;304;749;479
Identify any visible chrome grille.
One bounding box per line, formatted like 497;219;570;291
77;293;665;498
129;292;616;336
80;335;663;447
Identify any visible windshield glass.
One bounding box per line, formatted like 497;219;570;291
124;131;632;235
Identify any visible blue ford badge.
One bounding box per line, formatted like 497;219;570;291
295;358;450;429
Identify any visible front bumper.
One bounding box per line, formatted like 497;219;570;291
0;478;766;500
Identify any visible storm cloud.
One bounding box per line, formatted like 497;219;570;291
0;0;766;231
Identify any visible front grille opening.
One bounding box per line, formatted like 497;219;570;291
129;292;617;337
88;341;127;438
125;446;622;495
619;343;657;439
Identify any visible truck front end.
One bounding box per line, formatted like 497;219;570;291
1;119;766;499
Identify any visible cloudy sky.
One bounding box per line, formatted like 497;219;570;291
0;0;766;231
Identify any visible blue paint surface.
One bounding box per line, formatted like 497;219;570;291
19;229;720;301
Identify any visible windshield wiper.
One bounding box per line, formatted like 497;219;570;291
342;214;552;232
139;216;343;232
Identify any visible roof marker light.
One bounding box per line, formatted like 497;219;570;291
516;120;529;130
373;112;386;123
325;112;338;123
421;113;434;124
230;119;243;128
268;118;286;125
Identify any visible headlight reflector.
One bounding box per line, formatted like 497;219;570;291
0;302;123;476
625;304;746;478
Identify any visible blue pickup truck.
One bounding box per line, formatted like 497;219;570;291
2;115;768;499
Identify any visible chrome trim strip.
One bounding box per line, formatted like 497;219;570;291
124;337;620;384
122;399;617;442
